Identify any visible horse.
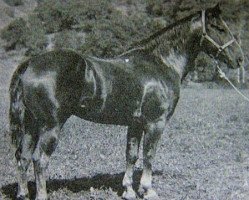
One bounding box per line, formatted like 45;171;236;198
9;3;244;200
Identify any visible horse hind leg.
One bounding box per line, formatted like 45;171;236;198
122;123;143;200
14;110;37;200
15;134;33;200
32;124;60;200
140;116;166;200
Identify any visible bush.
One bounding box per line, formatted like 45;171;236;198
24;15;47;55
3;0;23;6
34;0;154;57
54;30;85;51
0;14;47;55
80;9;152;57
0;18;26;50
35;0;113;33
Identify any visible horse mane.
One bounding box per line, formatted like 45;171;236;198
130;12;199;50
129;5;220;53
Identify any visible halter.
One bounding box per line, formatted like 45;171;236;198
200;10;235;58
200;10;249;102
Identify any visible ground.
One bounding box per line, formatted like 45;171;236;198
0;48;249;200
0;1;249;199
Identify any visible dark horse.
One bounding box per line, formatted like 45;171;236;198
9;4;244;200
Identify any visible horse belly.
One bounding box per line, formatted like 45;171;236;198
75;88;142;125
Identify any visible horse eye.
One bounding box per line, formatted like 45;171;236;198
210;24;225;32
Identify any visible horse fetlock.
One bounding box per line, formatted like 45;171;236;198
140;172;152;191
17;194;29;200
17;191;29;200
17;182;28;193
35;196;48;200
122;173;132;187
17;158;30;171
35;189;48;200
143;189;159;200
122;187;137;200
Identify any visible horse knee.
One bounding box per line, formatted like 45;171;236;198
17;156;30;172
41;133;58;156
38;127;59;156
128;153;138;165
32;128;59;169
15;148;32;172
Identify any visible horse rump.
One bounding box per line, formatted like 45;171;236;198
9;60;29;147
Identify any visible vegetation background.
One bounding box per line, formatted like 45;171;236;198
0;0;249;84
1;1;249;200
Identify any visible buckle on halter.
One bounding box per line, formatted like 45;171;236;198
201;10;235;59
216;47;223;57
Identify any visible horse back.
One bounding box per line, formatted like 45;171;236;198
75;53;180;125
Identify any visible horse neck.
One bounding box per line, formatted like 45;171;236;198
159;50;188;80
155;15;202;81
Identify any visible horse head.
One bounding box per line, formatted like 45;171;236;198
200;3;244;69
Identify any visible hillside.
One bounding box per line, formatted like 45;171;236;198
0;0;37;29
0;0;249;83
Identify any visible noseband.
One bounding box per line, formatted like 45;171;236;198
200;10;235;58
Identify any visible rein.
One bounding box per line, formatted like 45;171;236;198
200;10;235;57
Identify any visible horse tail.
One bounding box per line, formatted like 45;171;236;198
9;60;29;147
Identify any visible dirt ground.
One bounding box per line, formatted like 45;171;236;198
0;48;249;200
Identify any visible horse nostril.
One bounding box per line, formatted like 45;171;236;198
237;57;243;65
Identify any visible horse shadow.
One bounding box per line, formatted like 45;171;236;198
1;170;163;199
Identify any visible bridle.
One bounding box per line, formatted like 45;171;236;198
200;10;236;58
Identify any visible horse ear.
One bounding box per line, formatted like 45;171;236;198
213;2;222;16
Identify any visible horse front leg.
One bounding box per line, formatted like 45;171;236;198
140;117;165;200
122;123;143;200
32;126;60;200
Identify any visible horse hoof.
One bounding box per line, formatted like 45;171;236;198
17;194;29;200
17;195;26;200
122;189;137;200
35;196;48;200
143;189;160;200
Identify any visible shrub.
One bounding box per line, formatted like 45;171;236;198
0;18;26;50
80;9;152;57
3;0;23;6
35;0;113;33
23;15;47;55
54;30;85;51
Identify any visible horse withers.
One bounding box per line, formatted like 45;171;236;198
9;3;243;200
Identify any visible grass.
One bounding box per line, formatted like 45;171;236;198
1;88;249;199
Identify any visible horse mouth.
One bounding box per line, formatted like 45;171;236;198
237;57;244;68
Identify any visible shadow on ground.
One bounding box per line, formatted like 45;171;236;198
1;170;163;199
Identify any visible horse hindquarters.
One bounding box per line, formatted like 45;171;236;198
10;60;64;200
9;62;36;199
21;80;63;200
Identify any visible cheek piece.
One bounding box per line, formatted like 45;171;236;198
200;10;235;58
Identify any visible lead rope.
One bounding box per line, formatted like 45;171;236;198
215;60;249;102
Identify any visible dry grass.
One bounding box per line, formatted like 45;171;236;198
1;85;249;199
